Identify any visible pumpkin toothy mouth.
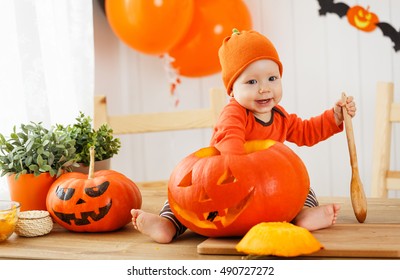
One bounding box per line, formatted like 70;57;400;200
53;200;112;226
170;187;255;230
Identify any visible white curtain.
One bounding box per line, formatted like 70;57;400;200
0;0;94;199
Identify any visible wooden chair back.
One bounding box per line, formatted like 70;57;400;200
371;81;400;197
93;88;227;187
94;88;226;133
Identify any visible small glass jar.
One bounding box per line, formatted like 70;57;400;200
0;200;20;242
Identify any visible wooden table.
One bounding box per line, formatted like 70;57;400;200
1;184;399;260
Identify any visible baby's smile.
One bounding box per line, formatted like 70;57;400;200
256;98;272;105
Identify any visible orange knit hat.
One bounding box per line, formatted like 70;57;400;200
218;29;283;94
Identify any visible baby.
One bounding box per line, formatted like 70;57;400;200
131;29;356;243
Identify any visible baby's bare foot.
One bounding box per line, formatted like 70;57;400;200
131;209;176;244
293;204;340;231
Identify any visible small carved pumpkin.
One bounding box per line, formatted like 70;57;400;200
168;140;310;237
46;147;142;232
236;222;323;257
347;5;379;32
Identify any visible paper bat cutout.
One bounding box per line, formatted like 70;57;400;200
318;0;349;18
317;0;400;52
376;23;400;51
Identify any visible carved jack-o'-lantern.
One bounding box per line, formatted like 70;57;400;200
347;5;379;32
168;140;310;237
46;148;142;232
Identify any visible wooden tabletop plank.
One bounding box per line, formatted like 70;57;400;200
197;224;400;258
1;183;400;260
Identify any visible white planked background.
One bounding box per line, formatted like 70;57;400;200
93;0;400;198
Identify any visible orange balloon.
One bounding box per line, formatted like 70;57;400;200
105;0;194;55
168;0;252;77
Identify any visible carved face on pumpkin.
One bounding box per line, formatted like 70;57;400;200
347;5;379;32
168;140;310;237
46;170;142;232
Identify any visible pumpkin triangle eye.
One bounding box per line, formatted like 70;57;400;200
217;168;237;185
178;170;192;187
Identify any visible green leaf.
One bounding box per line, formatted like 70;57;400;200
29;165;39;173
37;154;44;167
25;156;32;166
39;165;52;172
10;133;18;140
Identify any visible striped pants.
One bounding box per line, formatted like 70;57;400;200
160;188;319;239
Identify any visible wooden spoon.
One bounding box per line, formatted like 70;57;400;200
341;92;367;223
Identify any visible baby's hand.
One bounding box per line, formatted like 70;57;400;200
333;96;356;125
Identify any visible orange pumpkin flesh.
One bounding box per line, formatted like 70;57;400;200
236;222;323;257
168;140;310;237
347;5;379;32
46;147;142;232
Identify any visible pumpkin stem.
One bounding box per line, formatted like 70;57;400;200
232;28;240;35
88;146;95;179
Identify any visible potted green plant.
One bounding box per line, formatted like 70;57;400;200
65;112;121;172
0;122;77;211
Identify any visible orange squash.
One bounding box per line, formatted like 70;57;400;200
236;222;323;257
46;147;142;232
168;140;310;237
347;5;379;32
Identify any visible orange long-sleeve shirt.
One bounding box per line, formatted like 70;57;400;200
210;98;343;155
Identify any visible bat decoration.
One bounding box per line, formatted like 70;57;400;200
318;0;349;18
317;0;400;52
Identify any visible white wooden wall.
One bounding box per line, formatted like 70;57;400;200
93;0;400;198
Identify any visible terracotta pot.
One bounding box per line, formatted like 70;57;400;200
71;158;111;174
7;173;57;211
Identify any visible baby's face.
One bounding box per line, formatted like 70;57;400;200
231;59;282;123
